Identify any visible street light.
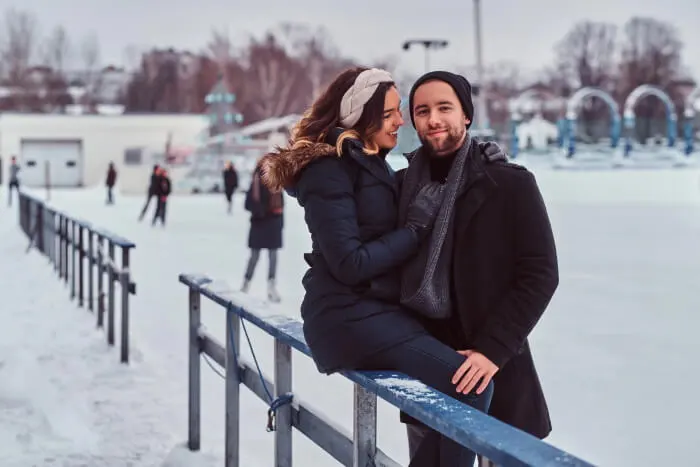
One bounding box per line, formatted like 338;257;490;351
402;39;449;72
472;0;489;130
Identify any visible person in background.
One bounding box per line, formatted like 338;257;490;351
8;156;20;206
241;164;283;302
105;162;117;204
139;164;161;221
152;168;171;227
222;161;239;214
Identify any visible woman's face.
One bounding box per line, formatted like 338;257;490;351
371;86;404;150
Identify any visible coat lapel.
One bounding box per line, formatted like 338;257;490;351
455;156;497;237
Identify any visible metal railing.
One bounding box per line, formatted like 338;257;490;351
180;273;594;467
18;191;137;363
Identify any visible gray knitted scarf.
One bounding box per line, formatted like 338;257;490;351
398;134;474;319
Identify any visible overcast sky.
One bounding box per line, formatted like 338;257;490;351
3;0;699;83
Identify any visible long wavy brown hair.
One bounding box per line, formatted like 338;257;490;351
289;66;396;156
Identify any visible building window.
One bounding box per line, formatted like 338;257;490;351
124;147;143;165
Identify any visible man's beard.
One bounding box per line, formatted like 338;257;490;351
419;126;466;156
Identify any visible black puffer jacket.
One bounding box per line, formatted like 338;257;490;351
259;136;429;373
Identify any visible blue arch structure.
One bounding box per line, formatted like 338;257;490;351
564;87;621;158
623;84;678;157
683;86;700;155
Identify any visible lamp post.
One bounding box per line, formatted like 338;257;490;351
472;0;489;131
402;39;449;72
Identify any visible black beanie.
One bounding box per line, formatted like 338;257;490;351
408;71;474;129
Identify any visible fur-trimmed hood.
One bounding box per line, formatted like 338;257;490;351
258;142;337;194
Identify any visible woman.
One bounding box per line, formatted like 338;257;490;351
259;67;490;466
242;163;284;302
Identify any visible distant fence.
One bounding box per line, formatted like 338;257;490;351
180;273;594;467
18;191;137;363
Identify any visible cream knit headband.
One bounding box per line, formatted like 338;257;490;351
339;68;394;128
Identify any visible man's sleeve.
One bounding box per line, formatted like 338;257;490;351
472;170;559;368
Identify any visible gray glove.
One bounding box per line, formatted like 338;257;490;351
478;141;508;163
405;182;445;240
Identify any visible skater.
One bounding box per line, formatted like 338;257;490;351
105;162;117;204
8;156;20;206
152;168;171;226
241;164;283;302
222;161;239;213
258;67;507;466
139;164;161;220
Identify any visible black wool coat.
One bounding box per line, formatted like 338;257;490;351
400;151;559;439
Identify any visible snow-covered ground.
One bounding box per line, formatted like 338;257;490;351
3;159;700;466
0;205;219;467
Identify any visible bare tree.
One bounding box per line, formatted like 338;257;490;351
207;28;233;77
539;63;574;98
479;61;529;126
273;23;338;100
41;25;71;73
617;17;683;140
38;26;72;113
242;33;307;120
552;21;618;125
81;33;100;72
193;55;221;112
554;20;618;90
272;22;367;101
0;9;39;85
483;61;524;96
618;17;682;93
122;44;143;72
80;32;101;108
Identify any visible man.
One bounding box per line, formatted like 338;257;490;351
399;71;559;464
139;164;161;221
105;162;117;205
8;156;20;206
222;161;239;214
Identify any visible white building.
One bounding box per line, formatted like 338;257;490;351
516;114;559;150
0;113;208;194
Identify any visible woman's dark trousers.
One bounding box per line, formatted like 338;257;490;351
356;334;494;467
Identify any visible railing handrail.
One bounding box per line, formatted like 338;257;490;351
180;273;594;467
20;191;136;249
18;192;136;363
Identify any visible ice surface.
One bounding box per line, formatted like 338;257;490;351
4;159;700;466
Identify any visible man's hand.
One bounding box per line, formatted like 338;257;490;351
452;350;499;395
479;141;508;163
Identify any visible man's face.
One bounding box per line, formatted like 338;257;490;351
412;80;471;157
